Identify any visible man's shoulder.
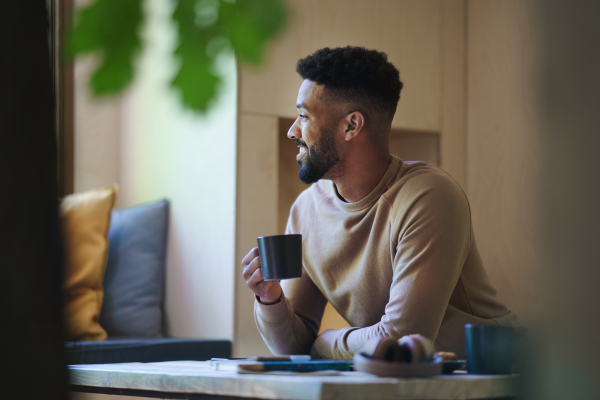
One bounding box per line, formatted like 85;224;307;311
385;160;468;210
398;161;461;186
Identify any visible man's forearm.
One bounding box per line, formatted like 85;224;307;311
254;294;317;355
311;327;360;359
311;319;435;360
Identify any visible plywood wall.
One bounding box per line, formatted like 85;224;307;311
466;0;542;326
235;114;280;356
234;0;467;357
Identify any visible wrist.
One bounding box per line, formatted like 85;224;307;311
257;284;282;304
256;292;282;305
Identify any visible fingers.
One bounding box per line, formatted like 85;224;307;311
241;247;259;267
246;259;270;293
242;249;261;281
241;247;282;302
247;266;265;286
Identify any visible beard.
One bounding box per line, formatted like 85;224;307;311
296;128;340;184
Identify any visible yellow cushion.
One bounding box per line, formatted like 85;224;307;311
61;185;118;341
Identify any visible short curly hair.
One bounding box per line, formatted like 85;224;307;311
296;46;403;123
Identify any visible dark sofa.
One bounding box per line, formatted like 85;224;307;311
65;199;231;365
65;337;231;364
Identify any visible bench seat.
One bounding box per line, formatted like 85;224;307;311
65;338;231;364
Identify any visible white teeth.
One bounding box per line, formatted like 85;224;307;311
299;147;307;154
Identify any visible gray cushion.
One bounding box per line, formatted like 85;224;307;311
100;200;169;337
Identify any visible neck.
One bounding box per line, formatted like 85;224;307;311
330;151;391;203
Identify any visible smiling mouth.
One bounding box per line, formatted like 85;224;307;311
296;139;308;154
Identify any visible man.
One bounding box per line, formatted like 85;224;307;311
241;46;517;359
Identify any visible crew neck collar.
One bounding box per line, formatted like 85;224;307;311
331;156;401;212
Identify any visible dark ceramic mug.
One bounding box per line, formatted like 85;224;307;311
257;234;302;281
464;324;514;375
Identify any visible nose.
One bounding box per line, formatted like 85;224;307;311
287;116;302;140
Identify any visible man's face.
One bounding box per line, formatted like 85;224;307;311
288;80;341;184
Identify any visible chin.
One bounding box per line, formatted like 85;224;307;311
298;166;318;184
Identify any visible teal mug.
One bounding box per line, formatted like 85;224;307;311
464;324;514;374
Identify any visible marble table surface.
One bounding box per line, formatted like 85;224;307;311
69;360;520;400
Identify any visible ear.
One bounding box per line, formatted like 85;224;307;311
343;111;365;141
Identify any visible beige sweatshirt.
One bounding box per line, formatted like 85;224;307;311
255;156;518;359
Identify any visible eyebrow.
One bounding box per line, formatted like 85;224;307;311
296;103;306;110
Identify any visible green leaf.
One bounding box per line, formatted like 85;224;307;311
171;0;221;112
172;59;221;112
171;0;287;112
90;51;135;95
220;0;287;64
67;0;288;113
67;0;143;96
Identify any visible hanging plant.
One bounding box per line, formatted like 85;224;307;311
67;0;287;113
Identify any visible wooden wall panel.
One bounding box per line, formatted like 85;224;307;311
234;114;279;357
240;0;443;132
441;0;466;187
466;0;542;326
389;129;440;166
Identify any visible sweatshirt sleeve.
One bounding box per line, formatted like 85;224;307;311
254;200;328;355
312;172;472;359
254;268;328;355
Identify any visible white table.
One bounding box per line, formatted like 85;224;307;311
69;361;520;400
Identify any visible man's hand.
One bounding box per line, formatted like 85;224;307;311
242;247;282;303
